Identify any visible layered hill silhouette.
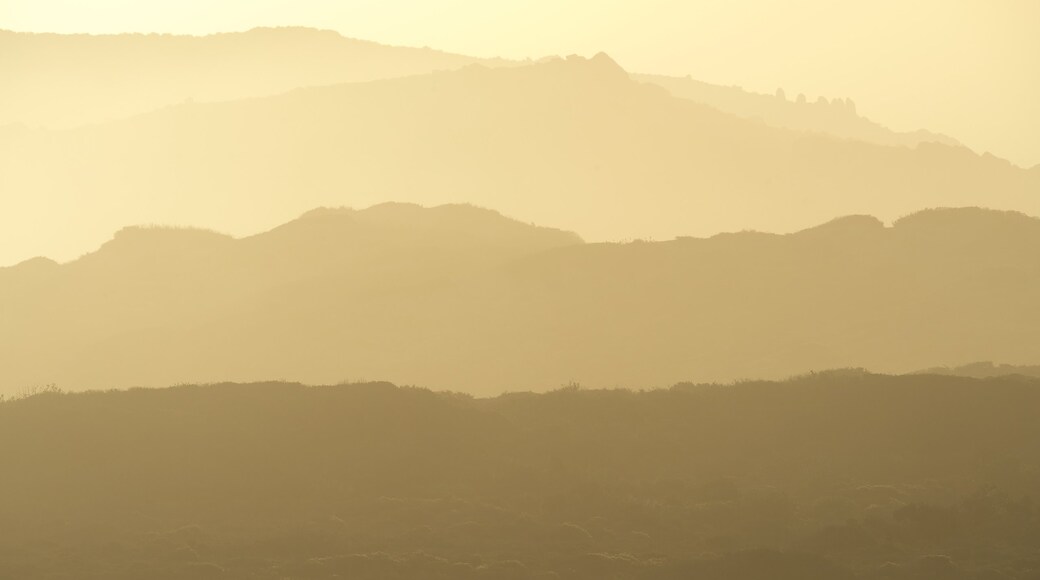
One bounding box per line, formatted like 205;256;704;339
4;26;957;153
635;72;962;150
4;203;1040;395
916;361;1040;379
0;203;581;394
6;21;1038;580
2;373;1039;578
0;26;501;130
3;52;1038;266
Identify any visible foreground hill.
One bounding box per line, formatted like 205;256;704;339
3;54;1037;266
0;26;500;130
3;204;1040;394
2;373;1038;578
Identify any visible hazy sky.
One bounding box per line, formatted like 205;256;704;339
2;0;1038;167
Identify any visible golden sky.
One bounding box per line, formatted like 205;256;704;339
2;0;1038;166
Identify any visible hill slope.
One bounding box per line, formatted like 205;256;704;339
2;54;1037;266
635;72;962;150
3;205;1040;394
0;26;500;130
3;27;956;154
2;374;1038;578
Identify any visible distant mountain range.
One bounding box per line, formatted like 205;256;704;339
2;49;1037;266
2;26;960;153
4;27;1037;268
634;73;962;150
916;361;1040;379
0;26;500;130
3;203;1039;395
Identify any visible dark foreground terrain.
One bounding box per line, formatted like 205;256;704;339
2;371;1039;579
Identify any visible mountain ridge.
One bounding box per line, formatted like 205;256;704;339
12;204;1027;268
3;205;1039;394
634;72;965;154
0;202;582;268
4;54;1037;266
0;25;503;130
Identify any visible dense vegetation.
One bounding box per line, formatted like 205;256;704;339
3;371;1038;579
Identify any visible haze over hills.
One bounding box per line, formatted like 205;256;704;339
915;361;1040;380
0;26;504;130
635;73;962;151
3;52;1038;267
4;203;1039;395
2;25;968;156
4;14;1040;580
0;203;581;394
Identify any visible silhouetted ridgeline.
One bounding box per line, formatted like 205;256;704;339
0;27;502;130
3;204;1040;395
3;51;1038;265
2;27;950;154
1;372;1038;579
632;73;961;151
916;361;1040;379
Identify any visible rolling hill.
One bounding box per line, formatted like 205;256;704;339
3;26;962;156
3;204;1039;395
2;373;1038;578
2;53;1037;267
